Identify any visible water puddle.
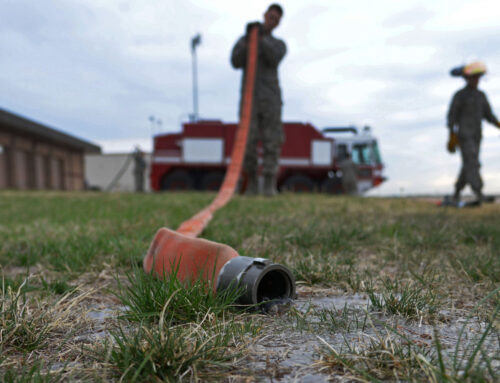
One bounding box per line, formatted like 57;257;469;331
73;305;128;343
87;306;127;321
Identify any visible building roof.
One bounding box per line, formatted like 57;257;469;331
0;108;101;153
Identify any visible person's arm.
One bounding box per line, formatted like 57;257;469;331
482;93;500;128
447;92;461;132
259;36;286;67
230;36;247;69
446;92;461;153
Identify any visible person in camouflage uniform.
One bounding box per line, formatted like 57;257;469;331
231;4;286;196
447;62;500;203
133;147;146;192
339;152;359;195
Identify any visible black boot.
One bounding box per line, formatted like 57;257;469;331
472;190;483;206
263;174;277;197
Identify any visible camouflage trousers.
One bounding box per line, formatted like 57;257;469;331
456;136;483;194
243;103;284;177
134;172;145;192
342;176;358;195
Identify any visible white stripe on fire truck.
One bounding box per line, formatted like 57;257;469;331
153;157;182;164
279;158;310;166
224;157;312;166
153;156;319;166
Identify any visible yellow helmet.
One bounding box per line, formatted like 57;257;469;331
463;61;487;77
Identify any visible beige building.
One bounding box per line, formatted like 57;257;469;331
85;152;152;192
0;108;101;190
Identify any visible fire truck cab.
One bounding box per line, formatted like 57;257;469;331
150;120;385;193
323;126;385;193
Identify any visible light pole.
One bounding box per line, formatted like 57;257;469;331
190;33;202;122
149;116;163;136
149;115;156;137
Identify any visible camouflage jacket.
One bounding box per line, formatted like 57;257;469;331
447;86;499;139
231;33;286;106
339;159;358;183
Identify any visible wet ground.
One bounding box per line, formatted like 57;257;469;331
241;288;498;382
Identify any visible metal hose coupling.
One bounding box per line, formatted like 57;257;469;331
216;256;296;305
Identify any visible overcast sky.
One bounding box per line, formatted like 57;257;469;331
2;0;500;195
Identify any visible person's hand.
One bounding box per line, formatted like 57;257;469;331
246;22;262;36
447;132;459;153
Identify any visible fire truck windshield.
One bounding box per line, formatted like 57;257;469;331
352;143;370;164
372;141;382;165
352;141;382;165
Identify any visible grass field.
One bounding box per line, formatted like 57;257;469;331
0;191;499;382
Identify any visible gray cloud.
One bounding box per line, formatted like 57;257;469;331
387;25;500;58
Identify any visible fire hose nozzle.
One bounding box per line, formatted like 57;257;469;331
216;256;296;305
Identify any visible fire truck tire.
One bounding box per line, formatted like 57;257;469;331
281;174;314;192
321;177;342;194
161;170;194;190
200;172;224;191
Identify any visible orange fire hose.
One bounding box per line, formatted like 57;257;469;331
175;29;259;238
143;26;295;304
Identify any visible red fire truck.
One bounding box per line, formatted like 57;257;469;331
150;120;385;193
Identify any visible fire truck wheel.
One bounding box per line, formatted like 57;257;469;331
161;170;194;190
281;174;314;192
200;172;224;191
321;177;342;194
